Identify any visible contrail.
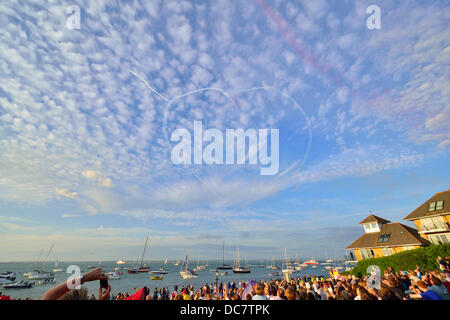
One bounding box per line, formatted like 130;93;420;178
129;70;170;102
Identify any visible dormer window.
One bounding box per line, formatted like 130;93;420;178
429;202;436;211
436;200;444;210
377;233;391;243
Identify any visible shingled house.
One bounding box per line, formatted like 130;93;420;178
403;189;450;245
346;214;429;261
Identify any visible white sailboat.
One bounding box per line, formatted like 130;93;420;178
282;248;296;274
53;259;63;272
267;256;280;270
28;244;55;280
232;247;250;273
294;254;302;271
179;255;198;279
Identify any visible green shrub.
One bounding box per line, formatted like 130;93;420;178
345;244;450;276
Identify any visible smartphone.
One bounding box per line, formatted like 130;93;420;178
100;278;108;289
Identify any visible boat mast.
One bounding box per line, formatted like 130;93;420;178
42;243;54;272
139;236;149;269
236;247;240;267
222;240;225;266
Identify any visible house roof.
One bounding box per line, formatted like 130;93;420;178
359;214;391;225
404;189;450;221
346;222;429;249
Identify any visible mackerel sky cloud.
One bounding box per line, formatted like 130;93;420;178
0;0;448;261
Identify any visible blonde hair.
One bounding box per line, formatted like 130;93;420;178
59;287;89;300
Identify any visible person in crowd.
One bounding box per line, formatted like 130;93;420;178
409;280;443;300
41;268;110;300
252;283;268;300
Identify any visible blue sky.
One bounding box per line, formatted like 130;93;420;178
0;0;449;262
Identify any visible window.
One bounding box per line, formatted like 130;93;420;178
382;248;393;256
436;200;444;210
378;233;391;243
429;234;450;245
402;246;415;251
360;249;374;259
429;202;436;211
371;223;377;228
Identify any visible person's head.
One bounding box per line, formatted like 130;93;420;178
254;283;264;296
231;293;241;300
357;286;376;300
379;283;393;299
430;275;442;286
269;285;277;296
245;293;252;300
416;280;428;292
59;287;89;300
285;287;297;300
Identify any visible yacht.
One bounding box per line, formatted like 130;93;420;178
128;236;150;273
294;255;302;271
106;271;121;280
232;247;251;274
267;256;281;270
0;272;16;282
151;275;163;280
179;255;198;279
149;268;168;275
28;271;55;280
193;258;206;272
116;260;126;265
216;240;233;270
303;259;320;265
53;259;63;272
3;280;34;289
174;260;180;266
38;278;56;285
281;249;296;274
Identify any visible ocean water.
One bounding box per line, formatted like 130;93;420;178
0;260;332;299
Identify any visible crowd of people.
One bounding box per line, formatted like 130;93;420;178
1;256;449;301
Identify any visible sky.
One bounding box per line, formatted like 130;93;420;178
0;0;449;262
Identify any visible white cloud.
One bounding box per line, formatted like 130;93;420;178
55;188;78;199
60;213;81;219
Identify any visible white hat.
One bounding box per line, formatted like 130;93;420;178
306;283;311;289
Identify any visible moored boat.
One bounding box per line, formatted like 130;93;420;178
232;247;251;274
179;255;198;279
38;278;56;285
106;271;120;280
149;268;168;275
3;280;34;289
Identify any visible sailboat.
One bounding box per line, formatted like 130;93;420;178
53;259;63;272
294;254;302;271
232;247;250;273
282;248;296;274
267;256;281;270
28;244;55;280
128;236;150;274
179;255;198;279
174;260;180;266
216;240;233;270
193;257;206;272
